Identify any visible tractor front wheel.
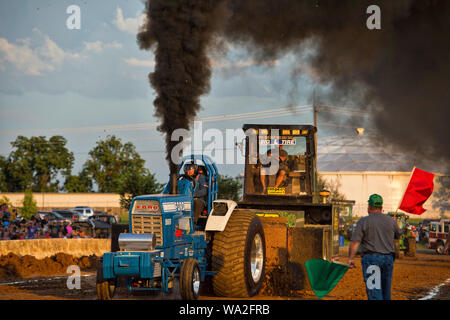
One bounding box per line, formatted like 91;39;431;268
180;258;201;300
212;211;266;297
96;262;116;300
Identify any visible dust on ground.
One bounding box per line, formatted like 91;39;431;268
0;249;448;300
0;252;98;279
302;248;450;300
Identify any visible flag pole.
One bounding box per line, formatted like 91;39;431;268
395;166;416;214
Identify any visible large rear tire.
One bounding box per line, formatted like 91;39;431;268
180;258;201;300
212;211;265;297
96;262;116;300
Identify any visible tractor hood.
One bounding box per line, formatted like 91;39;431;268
130;193;193;216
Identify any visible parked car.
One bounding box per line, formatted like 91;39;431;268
427;219;449;254
47;211;73;224
418;218;440;241
72;214;117;238
51;210;82;222
37;211;52;220
70;221;95;237
71;206;95;221
89;214;117;238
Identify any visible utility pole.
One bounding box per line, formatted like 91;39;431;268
312;89;318;159
313;105;318;128
313;104;319;203
314;105;318;147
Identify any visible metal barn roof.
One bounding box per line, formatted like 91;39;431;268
317;135;415;172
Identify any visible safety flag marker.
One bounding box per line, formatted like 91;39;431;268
397;167;434;215
305;259;349;299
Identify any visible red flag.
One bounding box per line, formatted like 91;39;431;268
398;168;435;215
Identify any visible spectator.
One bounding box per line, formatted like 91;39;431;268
79;229;86;238
1;204;10;223
43;229;51;238
10;208;17;222
65;223;73;238
0;214;95;240
49;221;60;238
27;221;38;239
41;214;49;226
20;225;27;235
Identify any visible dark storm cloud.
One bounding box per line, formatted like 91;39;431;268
139;0;450;172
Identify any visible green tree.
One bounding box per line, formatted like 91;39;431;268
63;169;93;192
0;155;7;192
218;175;242;202
4;136;74;192
21;189;37;219
118;171;164;210
0;195;12;208
317;174;346;201
82;135;147;193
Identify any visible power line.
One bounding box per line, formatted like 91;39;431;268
0;104;373;136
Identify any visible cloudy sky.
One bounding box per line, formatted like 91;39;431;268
0;0;365;183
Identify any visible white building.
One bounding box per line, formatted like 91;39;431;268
235;132;448;219
318;134;448;219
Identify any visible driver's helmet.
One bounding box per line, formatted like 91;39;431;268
184;163;199;176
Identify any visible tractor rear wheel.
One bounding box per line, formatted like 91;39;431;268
180;258;201;300
212;211;265;297
96;262;116;300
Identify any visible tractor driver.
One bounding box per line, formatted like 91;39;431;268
182;163;208;223
259;148;289;193
274;149;289;188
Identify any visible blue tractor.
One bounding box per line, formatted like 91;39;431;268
96;155;266;300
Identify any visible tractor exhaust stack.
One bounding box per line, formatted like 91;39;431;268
170;172;178;194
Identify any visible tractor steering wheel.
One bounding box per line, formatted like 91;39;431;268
178;174;194;181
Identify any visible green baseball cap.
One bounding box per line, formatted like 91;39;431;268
368;194;383;207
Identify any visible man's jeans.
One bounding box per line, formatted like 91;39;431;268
361;254;394;300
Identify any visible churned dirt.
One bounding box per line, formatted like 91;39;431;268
0;249;448;300
0;252;98;279
0;252;99;300
298;249;450;300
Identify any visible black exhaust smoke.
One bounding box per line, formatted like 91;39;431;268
137;0;227;193
139;0;450;173
221;0;450;171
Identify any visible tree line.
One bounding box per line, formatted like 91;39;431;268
0;135;242;209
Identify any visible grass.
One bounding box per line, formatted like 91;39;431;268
118;213;129;224
408;218;423;226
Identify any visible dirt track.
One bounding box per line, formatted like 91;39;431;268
0;248;448;300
